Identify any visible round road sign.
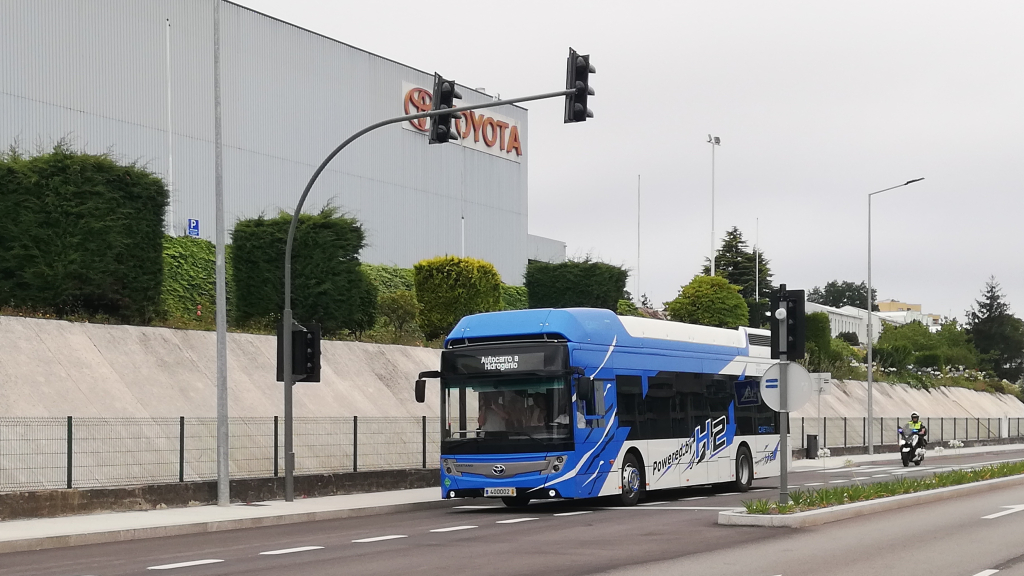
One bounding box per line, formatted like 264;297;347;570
760;362;814;412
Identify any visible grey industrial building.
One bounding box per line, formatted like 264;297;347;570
0;0;565;283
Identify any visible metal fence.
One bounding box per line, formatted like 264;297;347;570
792;417;1024;449
0;416;441;493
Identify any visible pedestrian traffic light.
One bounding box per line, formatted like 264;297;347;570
770;285;806;360
276;321;321;382
429;73;462;144
564;47;595;123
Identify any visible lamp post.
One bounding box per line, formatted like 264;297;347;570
707;134;721;275
866;177;924;454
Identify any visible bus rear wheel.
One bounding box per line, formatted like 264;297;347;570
617;453;642;506
733;446;753;492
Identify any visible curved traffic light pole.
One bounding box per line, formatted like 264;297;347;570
282;87;575;501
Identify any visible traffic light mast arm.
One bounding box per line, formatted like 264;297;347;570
282;85;575;328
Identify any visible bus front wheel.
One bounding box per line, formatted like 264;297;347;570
617;454;642;506
733;446;753;492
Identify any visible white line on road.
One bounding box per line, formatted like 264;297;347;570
971;570;999;576
496;517;539;524
829;480;848;483
718;492;741;496
259;546;324;555
750;489;769;492
429;525;478;532
982;505;1024;520
601;506;742;511
680;496;707;500
639;501;669;506
352;535;408;543
553;511;593;516
804;482;825;486
872;474;890;478
147;559;224;570
454;505;499;509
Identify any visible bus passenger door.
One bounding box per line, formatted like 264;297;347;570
574;377;609;498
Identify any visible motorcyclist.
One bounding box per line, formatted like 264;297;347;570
905;411;927;449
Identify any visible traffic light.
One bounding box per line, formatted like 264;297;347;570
276;321;322;383
770;285;806;360
428;73;462;144
564;47;596;123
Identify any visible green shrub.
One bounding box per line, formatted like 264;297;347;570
378;290;421;338
501;285;529;311
413;256;502;340
837;331;860;346
617;299;641;316
665;275;749;328
524;258;628;311
0;144;167;323
362;263;415;296
230;206;376;336
160;235;234;326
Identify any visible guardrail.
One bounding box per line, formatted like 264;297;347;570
0;416;440;493
792;416;1023;449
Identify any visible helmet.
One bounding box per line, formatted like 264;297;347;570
910;411;919;419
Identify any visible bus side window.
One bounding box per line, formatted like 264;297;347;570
578;379;608;428
616;375;644;440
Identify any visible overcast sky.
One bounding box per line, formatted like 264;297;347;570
236;0;1023;321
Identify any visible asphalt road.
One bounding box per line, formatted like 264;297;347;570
3;449;1023;576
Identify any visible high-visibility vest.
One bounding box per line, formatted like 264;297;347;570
907;420;924;432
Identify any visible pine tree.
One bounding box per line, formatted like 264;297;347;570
966;277;1024;382
701;226;774;326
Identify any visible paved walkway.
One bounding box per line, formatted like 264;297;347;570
0;487;446;553
790;442;1024;471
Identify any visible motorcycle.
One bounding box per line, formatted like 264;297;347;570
897;426;926;467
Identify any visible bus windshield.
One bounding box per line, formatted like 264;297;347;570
442;375;574;454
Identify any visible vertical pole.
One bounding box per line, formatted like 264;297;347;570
284;309;294;500
777;287;789;505
823;416;827;449
353;416;358;472
866;193;874;454
274;416;279;477
954;417;957;440
844;417;847;448
977;418;980;440
164;18;174;235
66;416;73;490
710;141;716;276
801;418;805;449
755;218;759;323
422;415;427;469
179;416;185;483
636;174;641;301
941;418;944;442
213;0;230;508
863;418;866;448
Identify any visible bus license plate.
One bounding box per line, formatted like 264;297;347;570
484;487;515;497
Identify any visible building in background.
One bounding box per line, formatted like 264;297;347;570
0;0;564;284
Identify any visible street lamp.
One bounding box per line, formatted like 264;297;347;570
708;134;721;276
866;177;924;454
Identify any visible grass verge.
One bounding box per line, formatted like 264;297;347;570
742;460;1024;515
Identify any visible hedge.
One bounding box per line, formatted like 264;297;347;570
362;263;415;296
413;256;502;340
160;235;234;325
0;144;167;322
501;284;529;311
524;258;628;311
230;206;377;336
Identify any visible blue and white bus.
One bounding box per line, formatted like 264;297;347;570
414;308;781;507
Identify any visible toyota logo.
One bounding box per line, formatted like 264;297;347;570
404;88;432;132
491;465;506;476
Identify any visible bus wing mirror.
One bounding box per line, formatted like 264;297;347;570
415;379;426;403
577;377;593;400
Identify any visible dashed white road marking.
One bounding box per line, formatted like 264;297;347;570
554;511;593;516
639;501;669;506
717;492;741;496
971;570;999;576
680;496;707;500
496;517;538;524
352;535;408;543
259;546;324;555
804;482;825;486
429;525;478;532
602;506;742;511
872;474;890;478
750;489;769;492
454;505;499;509
147;559;224;570
829;480;848;483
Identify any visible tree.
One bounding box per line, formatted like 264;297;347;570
665;275;749;328
377;290;420;339
414;256;503;341
525;258;628;311
617;299;641;317
966;277;1024;382
807;280;878;311
700;226;774;327
837;331;860;346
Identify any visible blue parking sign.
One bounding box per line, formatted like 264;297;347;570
187;219;200;238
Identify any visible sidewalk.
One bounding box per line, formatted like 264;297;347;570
790;442;1024;471
0;487;447;554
